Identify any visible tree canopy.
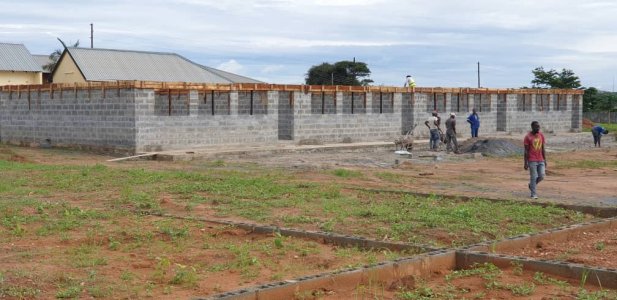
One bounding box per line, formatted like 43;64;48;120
305;60;373;86
583;87;617;112
531;67;581;89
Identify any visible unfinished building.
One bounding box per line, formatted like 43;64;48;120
0;82;583;153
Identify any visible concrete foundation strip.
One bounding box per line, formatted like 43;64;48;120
457;251;617;289
194;216;617;299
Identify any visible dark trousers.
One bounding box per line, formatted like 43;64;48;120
471;127;479;137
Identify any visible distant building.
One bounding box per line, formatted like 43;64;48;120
0;43;43;85
32;54;53;83
52;47;262;84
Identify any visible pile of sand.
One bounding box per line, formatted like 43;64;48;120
459;138;524;157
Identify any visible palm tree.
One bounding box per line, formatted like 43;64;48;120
43;38;79;72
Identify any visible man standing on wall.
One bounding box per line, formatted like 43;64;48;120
466;108;480;138
404;75;416;88
591;124;609;147
445;113;459;154
524;121;546;199
425;111;440;151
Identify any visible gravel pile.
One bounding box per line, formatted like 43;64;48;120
459;138;524;157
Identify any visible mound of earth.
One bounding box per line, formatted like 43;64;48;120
582;118;594;129
459;138;524;157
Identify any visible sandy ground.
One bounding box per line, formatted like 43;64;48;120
224;132;617;208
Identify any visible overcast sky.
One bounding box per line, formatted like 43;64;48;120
1;0;616;90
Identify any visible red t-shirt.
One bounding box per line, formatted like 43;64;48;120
524;132;545;162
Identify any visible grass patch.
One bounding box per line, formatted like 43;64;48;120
555;159;617;169
395;263;617;300
332;168;363;178
0;145;598;298
374;171;407;183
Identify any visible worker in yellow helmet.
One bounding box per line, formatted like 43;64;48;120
404;75;416;88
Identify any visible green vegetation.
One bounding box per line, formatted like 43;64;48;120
396;263;617;300
0;145;599;298
555;159;617;169
332;168;363;178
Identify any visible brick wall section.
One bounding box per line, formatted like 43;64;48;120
134;90;279;152
401;93;414;134
277;91;294;140
238;91;268;115
198;91;231;115
0;86;582;152
154;92;190;116
0;88;136;152
505;94;577;133
310;92;336;114
293;91;402;143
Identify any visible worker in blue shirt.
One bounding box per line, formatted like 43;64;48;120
466;108;480;138
591;125;609;147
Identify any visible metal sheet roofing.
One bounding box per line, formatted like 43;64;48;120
0;43;43;72
66;47;262;84
32;54;52;72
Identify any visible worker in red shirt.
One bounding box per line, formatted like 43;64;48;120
524;121;546;199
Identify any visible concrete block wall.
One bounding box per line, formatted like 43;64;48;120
198;91;231;115
341;92;367;115
0;85;582;153
0;88;136;152
505;94;575;133
293;91;402;143
238;91;268;115
412;93;478;139
277;91;294;140
155;93;190;116
135;90;279;152
310;93;336;115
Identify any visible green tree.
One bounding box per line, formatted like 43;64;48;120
43;38;79;72
531;67;581;89
583;87;617;112
305;60;373;86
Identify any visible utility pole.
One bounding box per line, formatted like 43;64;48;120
90;23;94;48
477;61;481;88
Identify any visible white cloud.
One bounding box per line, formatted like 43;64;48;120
1;0;616;87
261;65;284;74
216;59;244;74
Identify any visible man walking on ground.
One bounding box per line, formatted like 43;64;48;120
591;124;609;147
445;113;459;154
524;121;546;199
425;111;440;151
467;108;480;138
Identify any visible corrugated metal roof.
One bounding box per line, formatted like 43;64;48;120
0;43;43;72
32;54;52;72
66;47;262;84
200;65;263;84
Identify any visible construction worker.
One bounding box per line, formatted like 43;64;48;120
591;124;609;147
404;75;416;88
445;113;459;153
425;111;441;151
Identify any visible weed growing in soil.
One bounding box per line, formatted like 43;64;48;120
332;168;363;178
397;263;617;300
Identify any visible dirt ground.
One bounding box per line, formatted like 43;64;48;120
1;131;616;299
320;264;616;300
499;226;617;269
227;132;617;208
